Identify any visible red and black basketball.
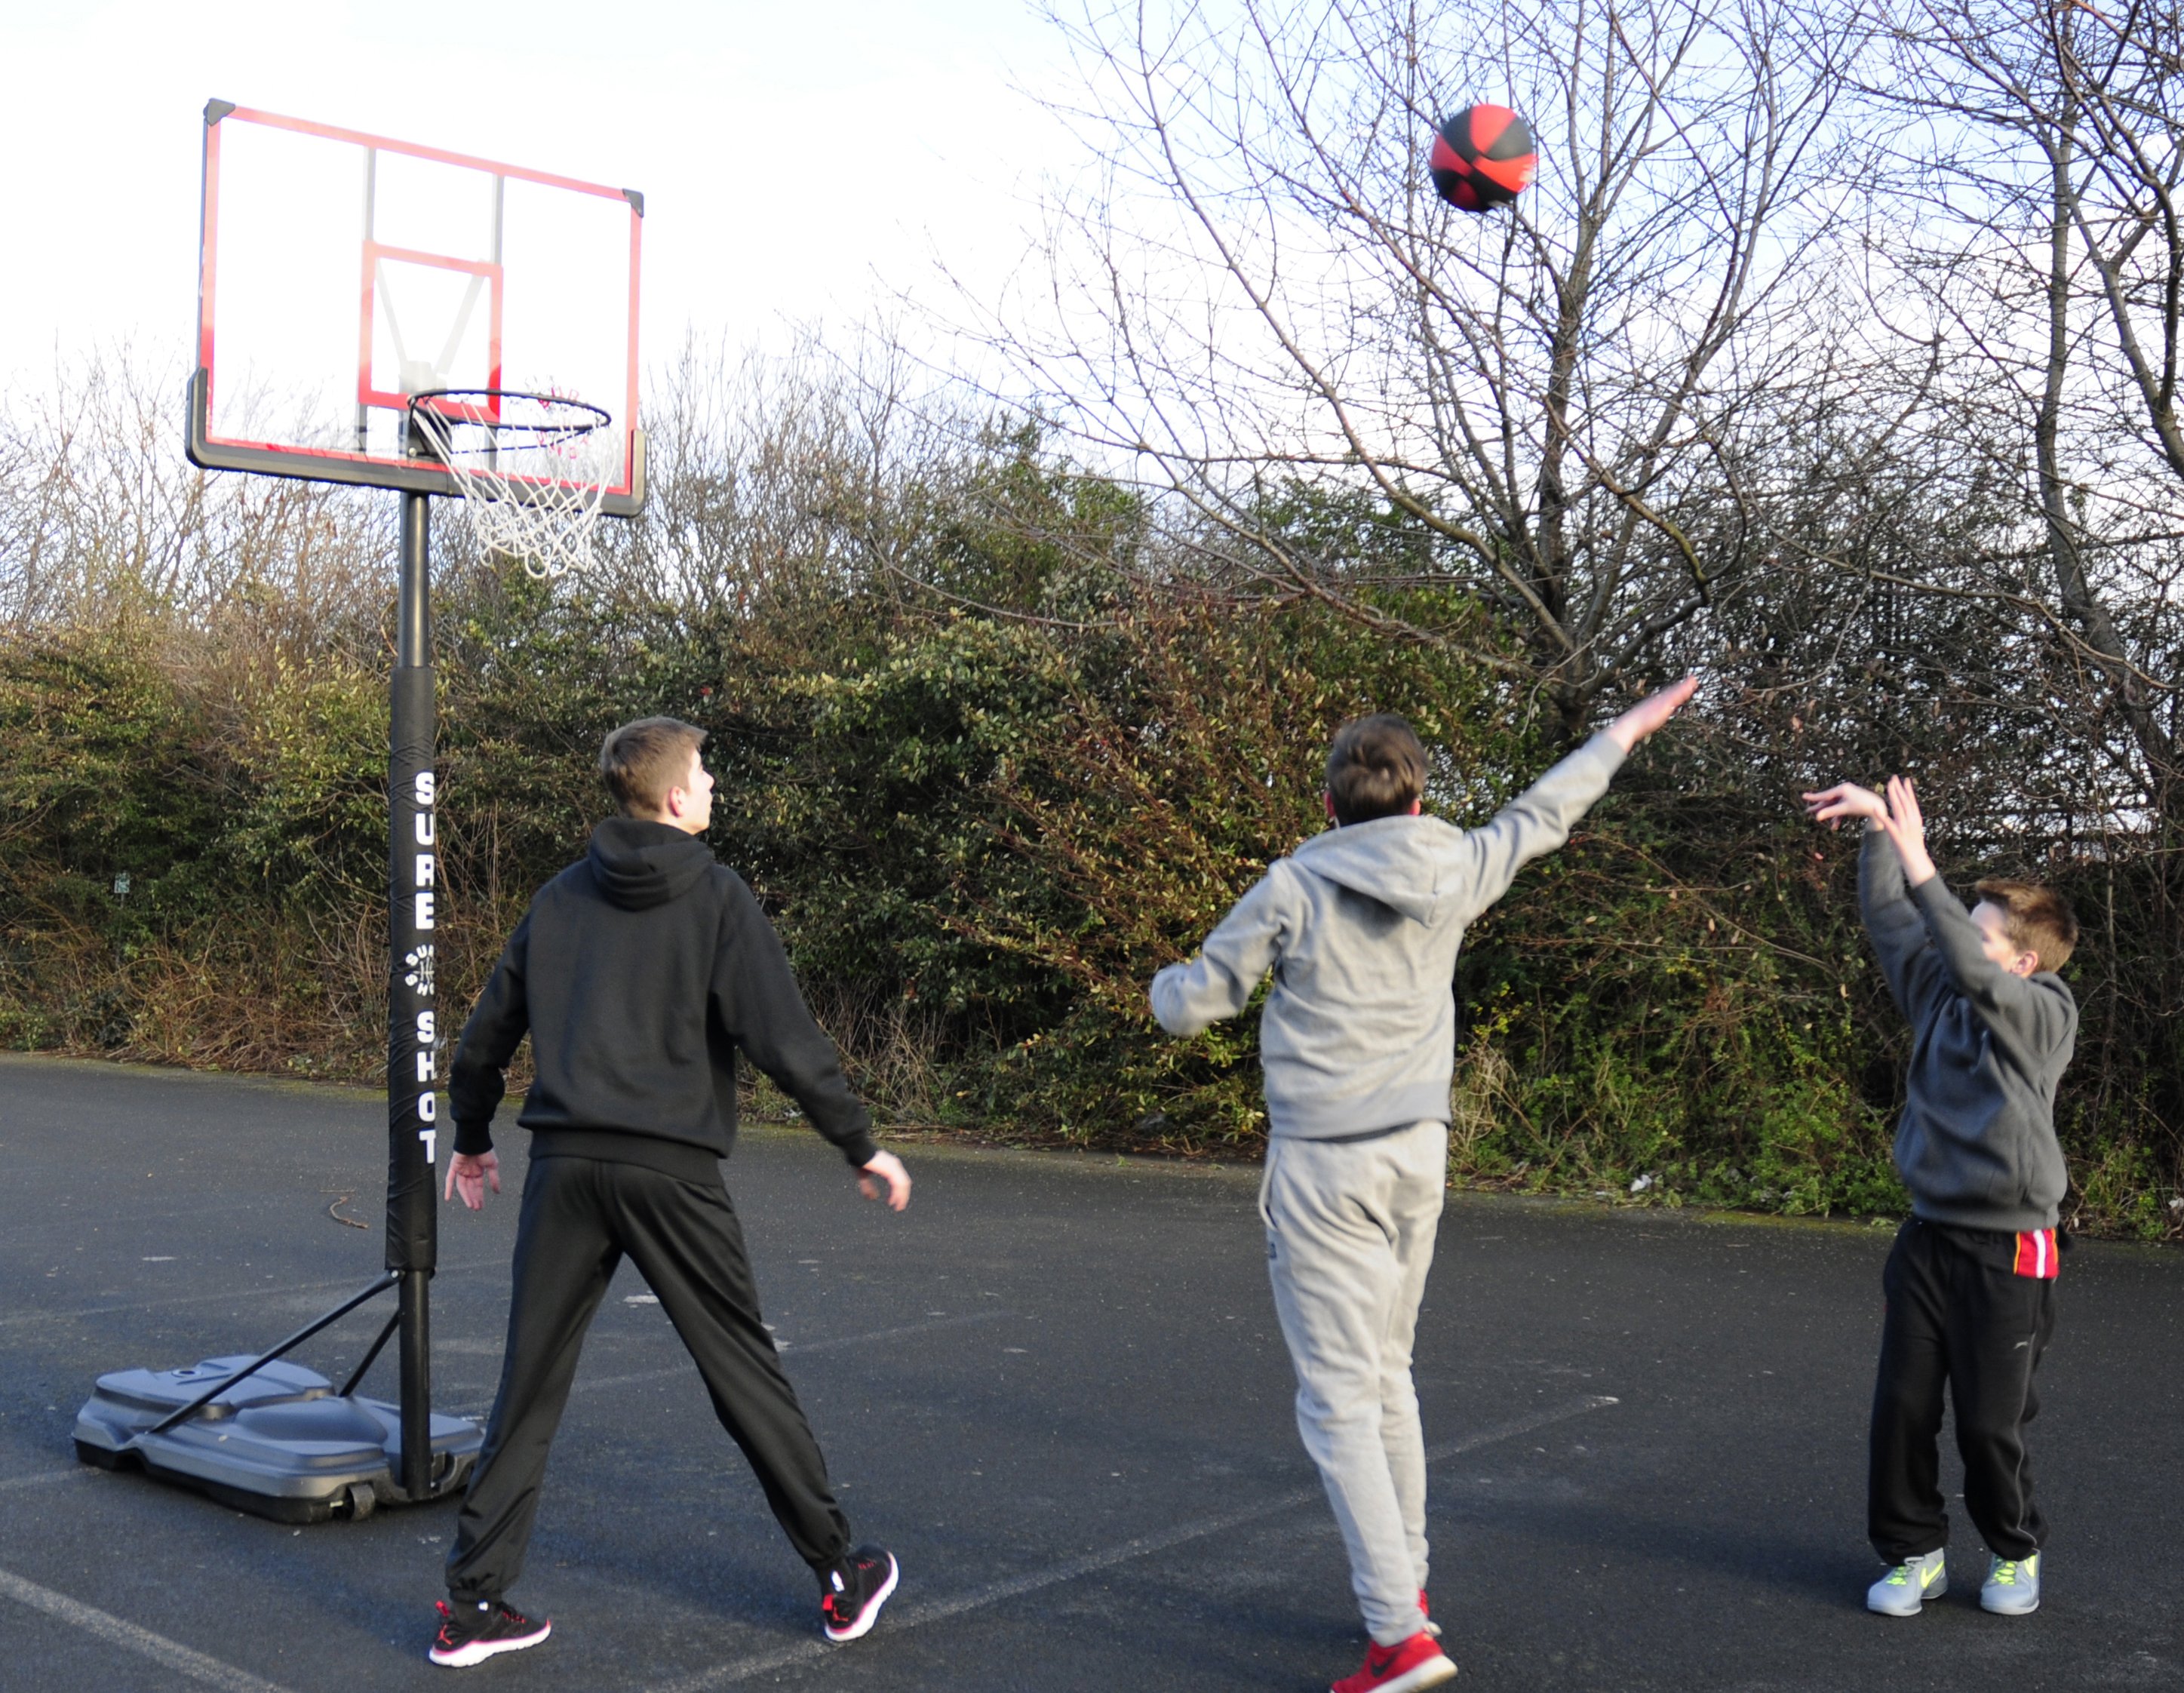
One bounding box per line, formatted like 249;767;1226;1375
1429;105;1537;213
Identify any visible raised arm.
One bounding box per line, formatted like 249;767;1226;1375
1448;732;1625;926
1854;825;1946;1024
1150;868;1293;1036
1905;875;2075;1061
1875;777;2075;1063
1448;674;1694;925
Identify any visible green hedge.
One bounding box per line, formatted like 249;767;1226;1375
2;475;2175;1238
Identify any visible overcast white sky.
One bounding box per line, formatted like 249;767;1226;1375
1;0;1070;391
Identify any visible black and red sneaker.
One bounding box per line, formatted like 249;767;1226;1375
819;1544;899;1642
428;1598;552;1667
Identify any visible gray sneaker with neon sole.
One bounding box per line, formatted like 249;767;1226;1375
1981;1552;2040;1615
1867;1549;1947;1616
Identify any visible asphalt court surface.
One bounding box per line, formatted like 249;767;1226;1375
1;1054;2179;1691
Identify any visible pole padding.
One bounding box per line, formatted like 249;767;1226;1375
386;495;438;1276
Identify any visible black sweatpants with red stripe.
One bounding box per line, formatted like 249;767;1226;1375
1868;1216;2058;1565
445;1155;853;1603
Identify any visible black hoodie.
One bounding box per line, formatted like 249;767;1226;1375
447;817;877;1181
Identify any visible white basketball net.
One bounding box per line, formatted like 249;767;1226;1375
407;392;619;579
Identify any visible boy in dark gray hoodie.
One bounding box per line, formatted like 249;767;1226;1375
1805;775;2079;1621
1150;678;1694;1693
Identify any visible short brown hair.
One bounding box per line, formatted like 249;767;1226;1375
599;717;707;816
1325;714;1427;825
1974;877;2079;973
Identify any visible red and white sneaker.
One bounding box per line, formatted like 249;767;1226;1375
1418;1589;1442;1638
428;1599;551;1667
1332;1631;1457;1693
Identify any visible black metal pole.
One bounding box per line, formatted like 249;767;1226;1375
388;487;438;1499
338;1305;406;1399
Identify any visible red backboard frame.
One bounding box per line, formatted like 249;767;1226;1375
188;101;645;514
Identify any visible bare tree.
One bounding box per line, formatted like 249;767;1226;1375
0;351;390;647
602;329;1064;633
964;0;1860;730
1863;0;2184;815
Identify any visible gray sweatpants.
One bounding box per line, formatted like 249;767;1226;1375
1260;1120;1448;1646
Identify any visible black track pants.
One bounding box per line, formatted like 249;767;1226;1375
445;1155;852;1602
1868;1217;2057;1565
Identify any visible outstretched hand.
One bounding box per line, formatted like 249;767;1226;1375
1605;674;1700;753
859;1149;912;1212
1802;781;1888;828
1802;776;1937;886
444;1149;500;1212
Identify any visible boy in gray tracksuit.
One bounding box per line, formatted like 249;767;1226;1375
1150;680;1694;1693
1805;774;2079;1620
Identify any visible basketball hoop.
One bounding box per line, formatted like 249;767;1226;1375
406;390;619;579
142;103;644;1523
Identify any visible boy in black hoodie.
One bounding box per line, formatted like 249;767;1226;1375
425;717;909;1668
1805;774;2078;1621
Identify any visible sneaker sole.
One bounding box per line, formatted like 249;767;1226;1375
1980;1593;2038;1616
822;1554;899;1643
428;1621;552;1667
1335;1655;1458;1693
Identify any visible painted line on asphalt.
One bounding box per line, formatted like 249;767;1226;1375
644;1393;1620;1692
446;1310;1018;1418
0;1258;503;1329
0;1564;299;1692
770;1307;1017;1358
0;1466;91;1495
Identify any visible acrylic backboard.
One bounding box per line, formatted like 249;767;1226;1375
188;101;644;512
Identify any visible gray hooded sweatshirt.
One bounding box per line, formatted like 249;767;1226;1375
1150;733;1626;1138
1860;830;2076;1233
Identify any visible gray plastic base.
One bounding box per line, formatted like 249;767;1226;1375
73;1355;484;1524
